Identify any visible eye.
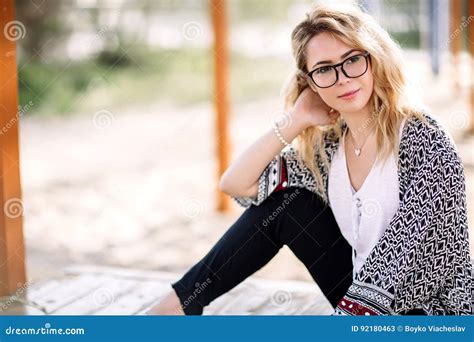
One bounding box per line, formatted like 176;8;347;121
315;66;332;74
346;55;361;64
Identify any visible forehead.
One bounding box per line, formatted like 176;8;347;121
305;32;355;69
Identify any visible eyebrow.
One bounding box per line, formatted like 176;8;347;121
312;49;360;68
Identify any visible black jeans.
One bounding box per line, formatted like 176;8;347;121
171;187;425;315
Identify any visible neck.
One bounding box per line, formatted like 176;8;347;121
340;107;375;145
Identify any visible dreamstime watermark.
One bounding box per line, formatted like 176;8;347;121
91;26;109;45
181;198;204;218
0;101;35;136
4;198;24;219
93;287;115;307
350;103;386;139
433;14;474;56
261;189;300;228
30;0;45;13
5;322;85;336
3;20;26;41
271;289;292;307
447;110;469;130
92;110;115;129
0;279;34;312
360;198;382;218
174;278;213;313
271;110;293;130
181;21;202;41
449;15;474;45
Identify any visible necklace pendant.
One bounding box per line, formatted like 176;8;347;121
354;148;361;156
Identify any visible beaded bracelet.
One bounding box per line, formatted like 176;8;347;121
273;122;291;147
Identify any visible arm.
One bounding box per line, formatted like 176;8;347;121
229;144;309;208
333;150;471;315
220;87;340;207
219;119;308;199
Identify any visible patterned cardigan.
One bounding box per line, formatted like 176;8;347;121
232;112;473;315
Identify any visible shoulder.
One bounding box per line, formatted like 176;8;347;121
402;110;462;166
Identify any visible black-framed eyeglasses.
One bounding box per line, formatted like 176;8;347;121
306;51;370;88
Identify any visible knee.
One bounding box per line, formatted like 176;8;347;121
267;187;327;213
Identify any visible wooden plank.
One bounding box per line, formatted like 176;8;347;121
67;265;332;315
2;277;90;315
205;282;264;315
22;265;332;315
204;279;331;315
0;0;26;297
63;265;188;315
32;274;110;314
52;276;138;315
94;280;171;315
0;301;47;315
63;264;180;282
223;291;272;315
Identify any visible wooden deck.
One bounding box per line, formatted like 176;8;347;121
0;265;332;315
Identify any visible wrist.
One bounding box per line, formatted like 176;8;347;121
273;118;304;145
283;108;310;130
287;114;310;135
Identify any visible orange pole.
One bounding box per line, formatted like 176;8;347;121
0;1;27;296
210;0;230;211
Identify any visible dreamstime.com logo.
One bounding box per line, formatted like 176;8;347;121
4;322;85;336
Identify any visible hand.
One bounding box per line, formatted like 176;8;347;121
291;87;340;129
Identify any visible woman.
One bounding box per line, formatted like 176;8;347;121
147;2;472;315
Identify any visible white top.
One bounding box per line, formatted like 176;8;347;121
328;119;406;280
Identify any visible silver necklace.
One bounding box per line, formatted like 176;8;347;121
345;126;375;157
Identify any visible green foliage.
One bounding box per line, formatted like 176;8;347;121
18;46;290;116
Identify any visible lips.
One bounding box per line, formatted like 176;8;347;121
338;88;360;98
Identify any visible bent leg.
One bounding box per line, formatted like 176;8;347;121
171;187;353;314
269;188;353;308
171;192;288;314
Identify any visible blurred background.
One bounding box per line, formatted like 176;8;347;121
9;0;474;287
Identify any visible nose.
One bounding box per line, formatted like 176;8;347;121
336;65;351;85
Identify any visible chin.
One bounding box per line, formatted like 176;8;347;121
337;97;371;114
337;102;367;114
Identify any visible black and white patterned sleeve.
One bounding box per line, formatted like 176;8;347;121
231;146;318;208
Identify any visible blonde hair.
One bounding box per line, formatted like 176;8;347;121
285;2;427;202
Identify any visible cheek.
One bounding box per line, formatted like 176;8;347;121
362;68;374;90
318;88;339;107
308;83;334;106
362;74;374;100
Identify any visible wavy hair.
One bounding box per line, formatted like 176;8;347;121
284;2;427;202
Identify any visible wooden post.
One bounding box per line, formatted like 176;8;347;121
210;0;230;211
469;0;474;132
0;1;27;296
450;0;462;92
